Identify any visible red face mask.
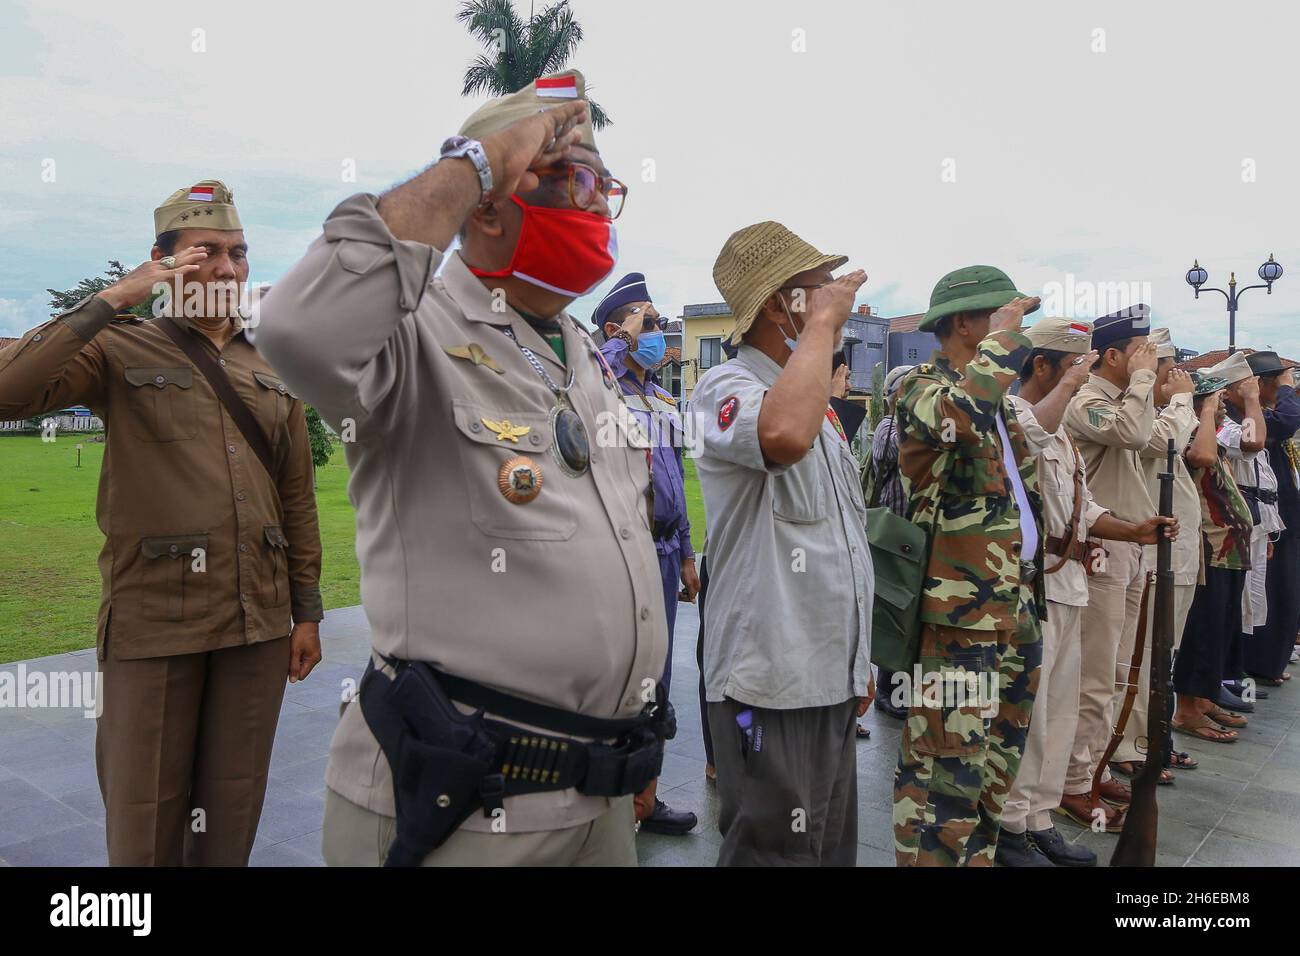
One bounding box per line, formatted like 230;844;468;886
469;194;619;297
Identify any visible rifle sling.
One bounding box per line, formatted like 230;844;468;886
1044;439;1086;575
156;316;278;479
1089;570;1155;805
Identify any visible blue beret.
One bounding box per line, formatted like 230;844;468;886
594;272;652;327
1092;303;1151;353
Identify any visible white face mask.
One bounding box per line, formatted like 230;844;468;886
776;292;842;354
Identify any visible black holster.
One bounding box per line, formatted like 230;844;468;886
357;657;675;867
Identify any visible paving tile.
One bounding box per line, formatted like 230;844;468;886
0;778;92;849
254;786;326;845
0;821;106;867
1191;830;1299;867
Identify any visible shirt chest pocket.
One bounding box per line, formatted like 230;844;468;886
253;370;294;446
452;400;577;541
1039;444;1070;495
771;452;827;524
123;366;196;442
946;443;1009;497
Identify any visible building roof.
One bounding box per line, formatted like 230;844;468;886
0;337;18;350
681;302;731;318
1178;349;1299;371
888;313;926;333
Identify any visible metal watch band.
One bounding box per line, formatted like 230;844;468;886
440;136;493;205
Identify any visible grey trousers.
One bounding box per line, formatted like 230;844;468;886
708;696;858;866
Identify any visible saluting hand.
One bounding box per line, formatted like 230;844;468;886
1127;341;1159;376
1060;350;1098;394
98;247;208;312
288;621;322;683
1164;367;1194;402
479;99;591;203
988;296;1040;335
805;270;869;334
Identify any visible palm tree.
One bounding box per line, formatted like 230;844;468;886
457;0;611;128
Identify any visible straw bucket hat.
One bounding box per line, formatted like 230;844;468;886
712;221;847;346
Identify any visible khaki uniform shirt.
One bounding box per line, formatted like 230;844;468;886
690;345;873;710
255;194;667;832
0;297;323;660
1064;371;1158;523
1009;395;1107;606
1140;399;1201;585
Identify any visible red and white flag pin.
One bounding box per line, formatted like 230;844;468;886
536;75;578;99
188;185;215;202
1068;322;1090;334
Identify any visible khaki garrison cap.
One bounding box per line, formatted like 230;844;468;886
1026;317;1093;354
460;69;597;152
713;221;847;346
154;180;242;237
1149;327;1176;359
1205;351;1254;386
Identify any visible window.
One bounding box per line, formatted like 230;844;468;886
907;348;918;361
699;337;722;369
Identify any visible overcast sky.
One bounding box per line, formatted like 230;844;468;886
3;0;1299;356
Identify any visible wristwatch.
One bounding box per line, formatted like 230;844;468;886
440;135;493;205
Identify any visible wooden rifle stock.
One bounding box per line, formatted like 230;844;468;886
1112;438;1176;866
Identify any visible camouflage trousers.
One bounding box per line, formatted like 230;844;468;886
892;591;1042;866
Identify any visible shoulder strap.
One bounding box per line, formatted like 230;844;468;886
156;317;277;478
1044;437;1086;575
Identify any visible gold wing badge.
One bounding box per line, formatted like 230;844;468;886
482;418;531;443
444;342;504;374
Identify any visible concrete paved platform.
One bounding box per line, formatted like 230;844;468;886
2;603;1298;866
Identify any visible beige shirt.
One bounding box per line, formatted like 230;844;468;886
1064;370;1158;523
256;194;668;831
1010;395;1107;606
1140;398;1201;585
691;345;873;709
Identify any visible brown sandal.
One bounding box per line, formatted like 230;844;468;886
1173;715;1238;743
1207;706;1248;729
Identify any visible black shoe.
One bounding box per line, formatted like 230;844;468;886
639;799;697;836
1028;826;1097;867
994;829;1054;867
1229;679;1269;700
1217;687;1255;713
874;696;908;720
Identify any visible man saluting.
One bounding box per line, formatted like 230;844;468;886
258;72;673;866
0;181;324;866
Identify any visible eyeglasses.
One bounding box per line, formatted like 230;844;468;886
534;162;628;219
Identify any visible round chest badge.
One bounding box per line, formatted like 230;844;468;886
498;455;543;504
717;395;740;431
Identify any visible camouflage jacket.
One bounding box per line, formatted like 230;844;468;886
895;329;1046;632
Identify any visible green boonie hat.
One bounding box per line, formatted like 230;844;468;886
1193;372;1228;397
920;264;1038;332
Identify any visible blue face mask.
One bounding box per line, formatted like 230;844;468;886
632;330;666;369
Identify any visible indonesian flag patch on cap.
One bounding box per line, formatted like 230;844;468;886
1068;322;1090;334
536;75;578;98
188;185;215;202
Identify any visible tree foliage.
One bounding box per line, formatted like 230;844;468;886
457;0;611;128
305;405;334;468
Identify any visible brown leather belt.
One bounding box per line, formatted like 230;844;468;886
1045;533;1089;564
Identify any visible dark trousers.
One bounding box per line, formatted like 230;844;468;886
695;554;714;767
656;544;682;695
1245;531;1300;679
1174;558;1245;700
96;634;290;866
708;696;858;866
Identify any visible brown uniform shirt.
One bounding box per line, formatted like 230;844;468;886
255;193;668;832
0;296;323;660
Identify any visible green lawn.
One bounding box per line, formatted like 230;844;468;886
0;434;706;663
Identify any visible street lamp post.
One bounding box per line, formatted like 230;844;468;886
1185;254;1284;354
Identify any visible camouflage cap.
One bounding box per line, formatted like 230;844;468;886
1148;327;1176;359
920;265;1038;333
154;180;242;237
1193;372;1228;397
460;69;596;152
1025;316;1092;354
712;221;848;346
1205;350;1253;386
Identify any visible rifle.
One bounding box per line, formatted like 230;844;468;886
1111;438;1176;866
